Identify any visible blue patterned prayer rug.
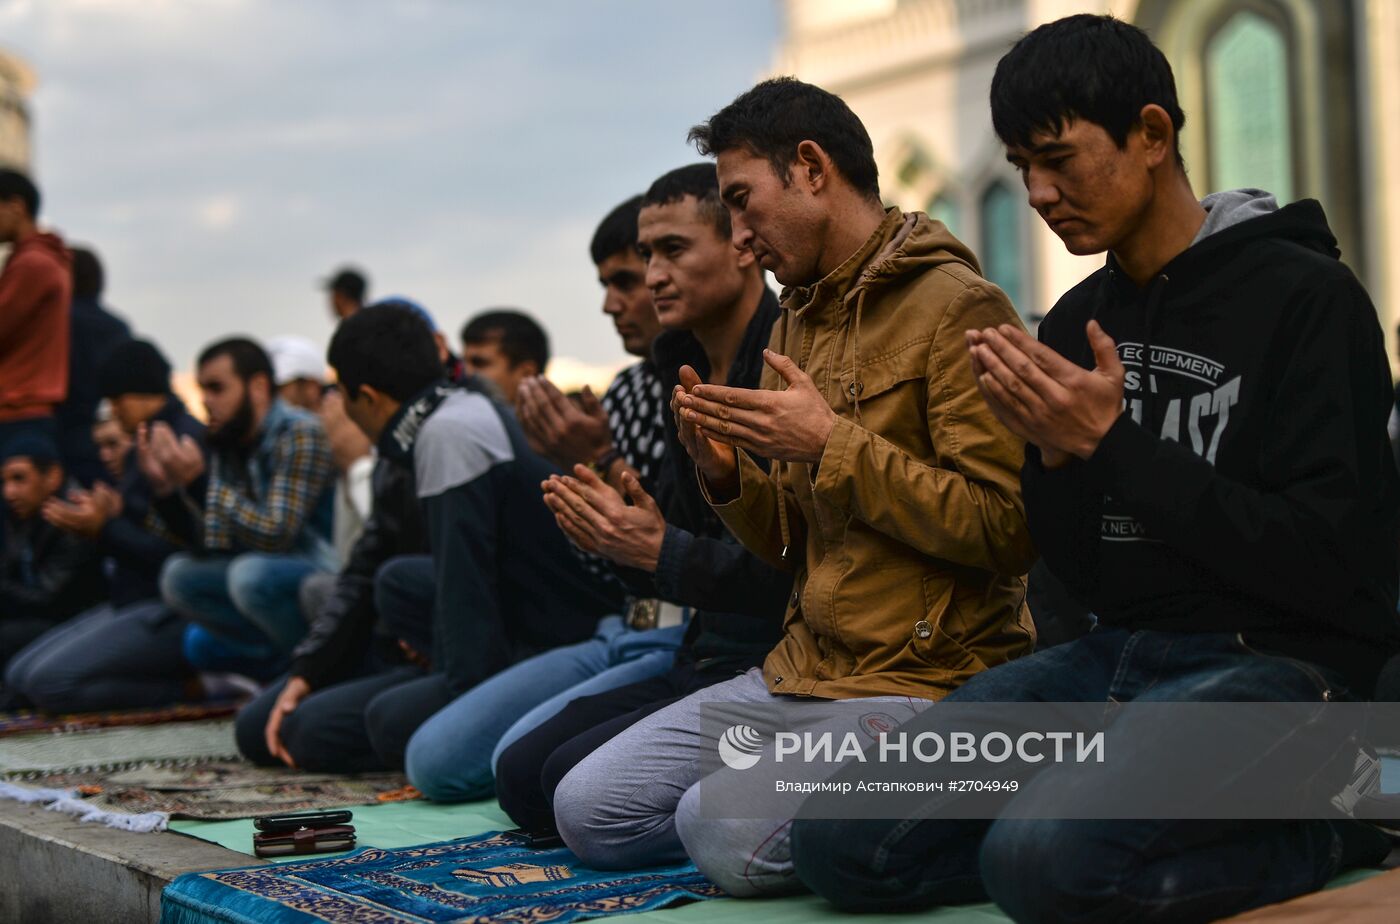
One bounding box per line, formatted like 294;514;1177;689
161;831;724;924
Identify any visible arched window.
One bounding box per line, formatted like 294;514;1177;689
897;149;928;189
1205;10;1293;201
979;181;1024;316
927;193;960;237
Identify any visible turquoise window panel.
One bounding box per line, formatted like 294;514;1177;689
928;193;960;237
1206;10;1294;202
979;181;1026;317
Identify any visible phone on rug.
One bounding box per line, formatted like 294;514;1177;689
254;809;354;832
501;826;565;849
253;825;356;858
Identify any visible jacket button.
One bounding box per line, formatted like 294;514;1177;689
914;620;933;640
775;676;784;685
847;381;863;397
790;589;800;608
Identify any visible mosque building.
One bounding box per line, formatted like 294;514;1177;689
0;49;34;171
774;0;1400;356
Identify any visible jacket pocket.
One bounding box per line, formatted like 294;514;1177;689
913;574;989;673
1233;632;1341;702
838;337;927;409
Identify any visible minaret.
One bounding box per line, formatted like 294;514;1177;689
0;50;35;170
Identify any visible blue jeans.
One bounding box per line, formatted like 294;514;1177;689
161;552;320;672
789;629;1373;923
404;615;686;803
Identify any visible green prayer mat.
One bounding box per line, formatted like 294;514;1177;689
171;798;1384;924
170;797;513;857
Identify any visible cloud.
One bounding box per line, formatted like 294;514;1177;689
0;0;780;372
196;195;239;231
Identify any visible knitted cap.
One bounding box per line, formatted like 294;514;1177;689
98;339;173;398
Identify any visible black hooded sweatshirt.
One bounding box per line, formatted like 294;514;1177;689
1023;194;1400;696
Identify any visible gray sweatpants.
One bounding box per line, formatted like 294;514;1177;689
553;668;933;896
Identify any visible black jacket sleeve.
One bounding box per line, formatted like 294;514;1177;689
291;459;421;688
1021;446;1102;603
614;525;791;618
99;515;180;576
424;474;509;694
151;487;203;548
0;529;102;619
144;409;210;549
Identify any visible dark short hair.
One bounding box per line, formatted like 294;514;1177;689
991;14;1185;165
590;195;643;265
70;246;104;299
0;169;39;218
688;77;880;201
326;267;368;302
99;339;172;398
642;164;730;240
197;337;274;386
460;310;549;371
328;304;441;401
0;432;61;471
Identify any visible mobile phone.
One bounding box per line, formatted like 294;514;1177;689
254;809;353;832
501;826;564;849
253;825;356;858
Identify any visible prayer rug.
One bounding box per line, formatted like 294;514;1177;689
0;699;242;738
31;760;415;820
165;800;1387;924
0;719;240;778
161;831;724;924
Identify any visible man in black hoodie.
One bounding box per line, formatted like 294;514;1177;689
789;15;1400;923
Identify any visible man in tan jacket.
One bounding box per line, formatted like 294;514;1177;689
553;77;1035;894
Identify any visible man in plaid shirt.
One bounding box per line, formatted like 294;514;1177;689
146;338;336;678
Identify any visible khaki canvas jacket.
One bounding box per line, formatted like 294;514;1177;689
707;208;1037;700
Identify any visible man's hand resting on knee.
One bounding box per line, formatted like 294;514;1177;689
265;676;312;769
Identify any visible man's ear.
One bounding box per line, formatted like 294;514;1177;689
249;372;272;405
1137;104;1175;170
42;464;63;496
356;383;383;410
795;139;831;194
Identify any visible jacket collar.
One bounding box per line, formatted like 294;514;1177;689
781;207;905;314
651;288;781;389
213;398;293;467
255;399;296;453
153;394;192;427
378;381;454;462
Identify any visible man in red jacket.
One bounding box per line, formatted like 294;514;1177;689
0;169;72;450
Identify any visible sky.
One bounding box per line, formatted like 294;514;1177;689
0;0;781;387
